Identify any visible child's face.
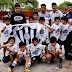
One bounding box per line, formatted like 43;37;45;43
41;6;46;13
33;14;38;20
15;7;21;13
20;46;26;52
51;42;56;47
4;20;10;25
33;40;38;46
9;39;15;45
39;20;45;24
55;19;60;25
68;6;72;13
61;20;66;24
29;19;34;23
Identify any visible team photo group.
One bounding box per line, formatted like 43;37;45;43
0;2;72;72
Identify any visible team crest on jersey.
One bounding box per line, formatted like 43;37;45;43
14;16;23;21
24;33;30;40
63;30;68;33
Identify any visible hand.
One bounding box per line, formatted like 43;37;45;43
6;44;13;47
40;27;43;32
26;51;29;55
4;26;6;29
52;28;55;31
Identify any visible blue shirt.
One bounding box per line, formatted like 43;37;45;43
66;12;72;19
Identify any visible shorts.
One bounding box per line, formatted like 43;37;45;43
3;54;17;63
19;57;26;65
31;55;42;63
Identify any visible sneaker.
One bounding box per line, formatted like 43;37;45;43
59;63;62;69
25;69;31;72
8;68;13;72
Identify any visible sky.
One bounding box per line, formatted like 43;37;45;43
37;0;72;10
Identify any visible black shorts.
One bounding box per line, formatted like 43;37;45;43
19;57;26;65
3;54;17;63
31;56;42;63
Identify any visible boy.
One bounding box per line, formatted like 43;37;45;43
49;3;63;25
50;17;62;41
29;16;34;23
26;37;50;69
11;3;26;25
33;12;38;23
48;37;62;68
37;17;55;45
1;17;12;57
1;37;19;65
10;42;30;72
60;16;70;48
38;4;50;24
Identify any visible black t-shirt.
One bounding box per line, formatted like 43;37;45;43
10;12;26;25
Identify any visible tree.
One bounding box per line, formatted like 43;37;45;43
57;1;72;10
18;0;39;11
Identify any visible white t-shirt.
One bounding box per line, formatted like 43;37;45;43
50;23;62;40
1;24;12;43
69;25;72;32
38;12;50;24
7;44;19;55
48;43;60;51
18;49;27;60
50;10;63;25
37;23;50;44
60;23;70;41
27;43;45;57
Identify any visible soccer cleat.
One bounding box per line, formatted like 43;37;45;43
25;69;31;72
59;63;62;69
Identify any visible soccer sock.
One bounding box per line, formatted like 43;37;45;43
59;54;62;63
12;61;17;67
27;62;31;67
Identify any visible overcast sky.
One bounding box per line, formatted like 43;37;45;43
37;0;72;10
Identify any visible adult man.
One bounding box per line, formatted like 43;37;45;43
49;3;63;25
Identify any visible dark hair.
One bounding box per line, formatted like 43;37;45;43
8;37;15;42
15;3;20;7
4;17;10;21
41;4;46;7
68;4;72;7
52;3;57;6
5;12;8;15
55;17;60;21
32;37;38;42
50;37;57;43
19;42;26;47
39;17;45;21
29;16;34;20
33;12;38;16
61;16;68;22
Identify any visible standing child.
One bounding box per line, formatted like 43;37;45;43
37;17;55;45
50;17;62;42
1;37;19;66
1;17;12;58
60;16;70;49
29;16;34;23
33;12;38;23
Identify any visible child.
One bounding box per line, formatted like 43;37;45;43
47;37;62;68
29;16;34;23
10;42;29;72
37;17;55;45
60;16;70;48
10;3;26;25
50;17;62;41
33;12;38;23
1;37;19;65
26;37;50;70
1;17;12;57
